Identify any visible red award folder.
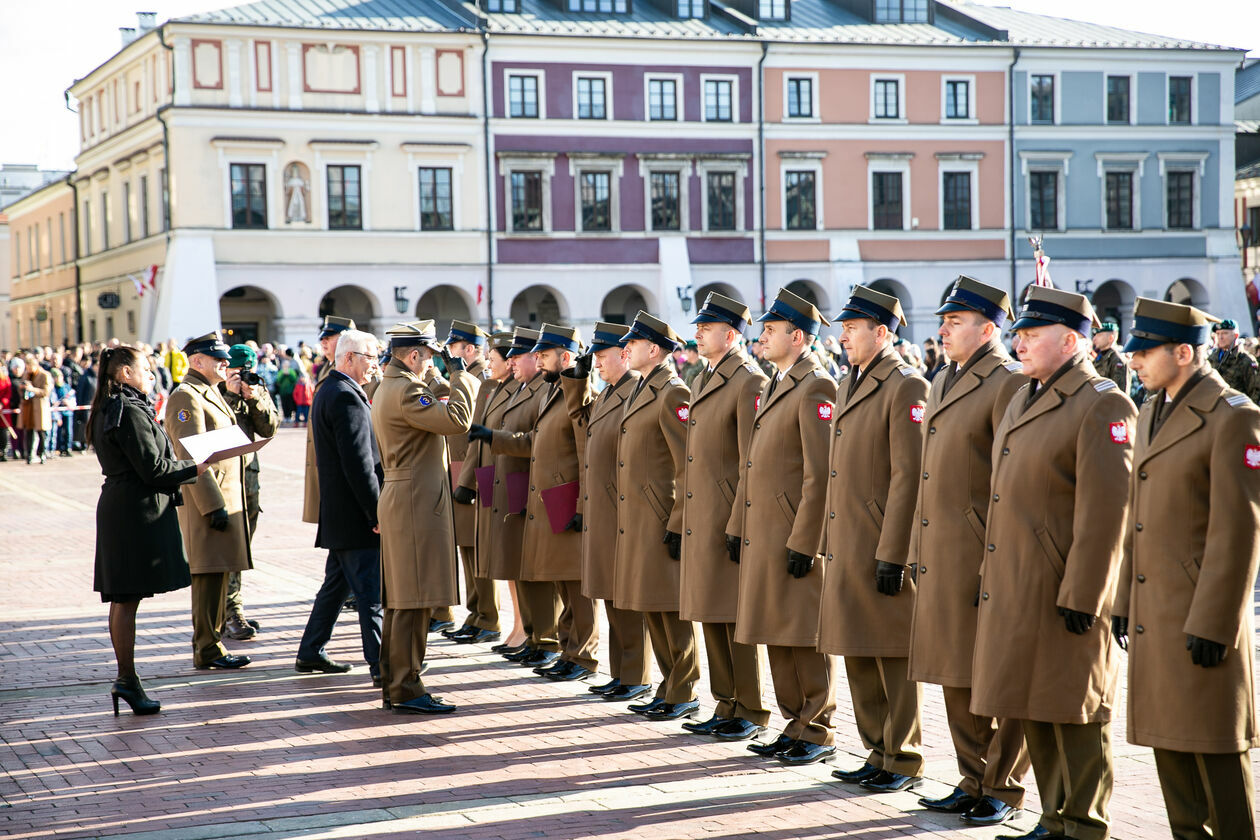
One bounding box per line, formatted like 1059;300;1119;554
540;481;580;534
506;471;530;513
449;460;464;489
474;465;496;508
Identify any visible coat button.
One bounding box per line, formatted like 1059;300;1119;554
745;500;751;507
747;461;752;468
1002;447;1010;455
835;429;841;436
530;457;535;462
929;427;936;434
755;423;761;429
987;544;995;552
528;514;534;520
919;566;926;574
619;495;625;501
992;494;999;502
687;455;693;462
922;472;929;479
583;495;588;501
685;529;692;535
686;491;692;498
1139;471;1147;480
619;529;624;534
829;512;835;518
982;592;989;600
1136;625;1144;634
921;518;928;526
584;526;588;532
691;419;696;425
619;461;624;467
530;485;535;491
1135;523;1143;531
827;553;833;560
744;539;750;546
622;428;627;433
1137;574;1146;583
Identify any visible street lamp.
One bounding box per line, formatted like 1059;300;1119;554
676;284;694;316
394;286;410;315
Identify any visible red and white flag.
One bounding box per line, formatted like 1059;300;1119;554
129;273;146;298
145;264;159;292
1029;236;1054;289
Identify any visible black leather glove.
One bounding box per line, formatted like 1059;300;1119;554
1187;634;1227;668
875;561;905;596
468;424;493;443
1059;607;1096;635
572;351;593;379
1111;616;1129;651
565;513;583;532
786;549;814;579
663;530;682;561
207;508;230;532
441;348;466;373
452;486;477;505
725;534;741;564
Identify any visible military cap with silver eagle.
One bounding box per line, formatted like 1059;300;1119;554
692;292;753;330
385;320;443;352
620;311;683;351
1123;297;1220;353
183;331;231;360
531;323;583;354
318;315;355;339
589;322;631;353
446;320;489;347
507;327;541;357
835;285;906;330
757;287;831;335
936;275;1015;326
1012;286;1101;335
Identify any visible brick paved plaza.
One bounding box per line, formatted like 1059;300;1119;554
0;427;1253;839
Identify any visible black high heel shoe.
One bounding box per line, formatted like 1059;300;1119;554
111;675;161;716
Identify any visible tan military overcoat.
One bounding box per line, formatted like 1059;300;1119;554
907;343;1026;686
679;349;766;623
731;353;836;648
972;357;1135;724
457;377;517;579
818;345;929;657
446;359;486;547
613;363;690;612
1115;370;1260;752
164;369;252;575
302;363;332;524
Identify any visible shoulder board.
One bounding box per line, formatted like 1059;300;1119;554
1226;393;1249;408
897;366;914;377
1003;361;1023;373
1094;380;1117;392
812;368;828;378
744;363;760;376
669;376;685;388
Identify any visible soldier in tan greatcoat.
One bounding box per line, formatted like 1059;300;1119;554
972;286;1136;840
302;316;354;524
906;277;1031;826
371;322;476;715
1115;297;1260;840
731;288;837;766
615;311;700;721
561;323;652;703
677;293;770;741
821;286;929;793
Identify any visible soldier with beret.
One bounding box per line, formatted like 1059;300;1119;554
1208;318;1260;404
1115;298;1260;839
1091;321;1130;395
972;286;1136;840
164;332;252;670
616;312;700;721
907;277;1031;826
678;294;771;740
562;322;652;702
731;288;838;765
303;315;355;525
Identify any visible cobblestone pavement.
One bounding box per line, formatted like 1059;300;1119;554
0;426;1254;839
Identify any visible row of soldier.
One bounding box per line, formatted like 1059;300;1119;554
299;279;1257;840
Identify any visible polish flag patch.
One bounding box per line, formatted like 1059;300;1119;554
910;405;925;424
755;395;762;411
1246;445;1260;469
817;403;833;421
676;405;690;424
1109;422;1129;443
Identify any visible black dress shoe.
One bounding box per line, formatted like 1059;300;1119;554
777;741;836;765
196;654;251;670
428;618;456;634
535;659;571;676
393;694;457;715
643;700;699;721
459;628;501;645
549;664;594;682
832;762;880;783
629;697;667;715
996;827;1058;840
712;719;766;741
681;714;729;735
521;650;560;668
962;796;1020;826
747;733;795;757
589;677;620;695
295;656;352;674
443;624;476;640
860;771;923;793
919;787;978;813
503;646;536;662
603;683;651;702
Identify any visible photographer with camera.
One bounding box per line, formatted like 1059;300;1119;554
218;344;280;640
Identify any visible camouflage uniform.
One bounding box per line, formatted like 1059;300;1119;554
1092;347;1130;394
679;359;705;390
1209;347;1260;405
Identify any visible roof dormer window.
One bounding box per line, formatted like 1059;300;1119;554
485;0;519;13
874;0;928;23
567;0;630;12
677;0;706;19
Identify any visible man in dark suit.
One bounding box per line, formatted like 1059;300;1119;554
294;329;385;685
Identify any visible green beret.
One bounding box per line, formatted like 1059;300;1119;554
227;344;257;370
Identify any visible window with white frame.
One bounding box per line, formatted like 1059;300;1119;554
1030;74;1055;124
786;76;814;119
567;0;628;12
579;171;612;231
101;191;110;250
759;0;786;19
1028;171;1059;231
874;0;927;22
511;171;544;231
704;78;734;122
576;76;608;120
871;172;903;230
419;167;454;230
327;165;362;230
648;77;678;121
1169;76;1193;125
508;74;540;118
1106;76;1130;124
706;171;737;231
784;170;817;230
651;171;682;230
1166;171;1195;229
872;76;902;120
230;163;268;229
677;0;704;17
943;77;971;120
123;181;133;243
486;0;519;12
1104;171;1133;230
139;175;149;237
941;171;972;230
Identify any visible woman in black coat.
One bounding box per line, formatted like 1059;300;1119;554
90;346;206;715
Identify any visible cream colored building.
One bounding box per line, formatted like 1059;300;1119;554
5;180;80;349
68;10;487;346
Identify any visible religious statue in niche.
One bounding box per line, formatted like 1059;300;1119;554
284;162;311;223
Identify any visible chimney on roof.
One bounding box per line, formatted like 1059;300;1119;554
137;11;157;30
120;26;138;46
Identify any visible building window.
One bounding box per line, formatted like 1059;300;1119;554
101;191;110;250
785;171;817;230
707;172;736;231
13;231;21;276
677;0;704;18
106;315;114;339
576;77;607;119
787;78;813;118
1169;76;1192;125
1249;206;1260;247
874;79;899;119
160;168;169;232
139;175;149;237
326;164;362;230
1030;74;1054;124
230;163;267;229
1028;171;1058;230
89;317;97;343
82;200;92;256
419;167;453;230
123;181;133;243
510;171;543;231
579;171;611;232
58;213;66;263
871;172;903;230
759;0;786;19
945;79;969;119
942;171;972;230
1166;171;1194;229
1106;76;1130;124
567;0;628;12
1105;171;1133;230
648;79;677;120
874;0;927;22
127;310;136;335
650;172;681;231
704;79;732;121
508;74;539;118
486;0;519;11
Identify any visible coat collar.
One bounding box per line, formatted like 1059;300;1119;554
328;369;370;403
690;348;748;406
930;342;1010;417
385;358;421;384
485;377;514;416
505;371;546;414
838;345;901;418
1137;369;1225;466
593;371;635;425
624;363;674;420
757;352;818;418
1007;356;1094;432
183;369;234;416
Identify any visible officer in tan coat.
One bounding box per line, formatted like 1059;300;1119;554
371;322;476;714
302;316;354;524
678;293;770;740
907;277;1030;826
821;286;929;792
562;323;651;702
615;311;699;721
164;332;252;670
731;288;837;766
972;287;1136;840
1115;297;1260;840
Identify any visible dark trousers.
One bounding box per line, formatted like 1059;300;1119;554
1154;748;1255;840
297;548;383;672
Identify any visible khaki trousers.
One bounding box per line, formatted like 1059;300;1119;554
1153;748;1255;840
766;645;836;746
701;622;770;725
844;656;924;776
1022;720;1113;840
519;580;561;652
644;611;700;704
380;607;431;704
460;547;500;631
191;572;229;666
606;603;649;685
942;685;1030;807
556;580;598;672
